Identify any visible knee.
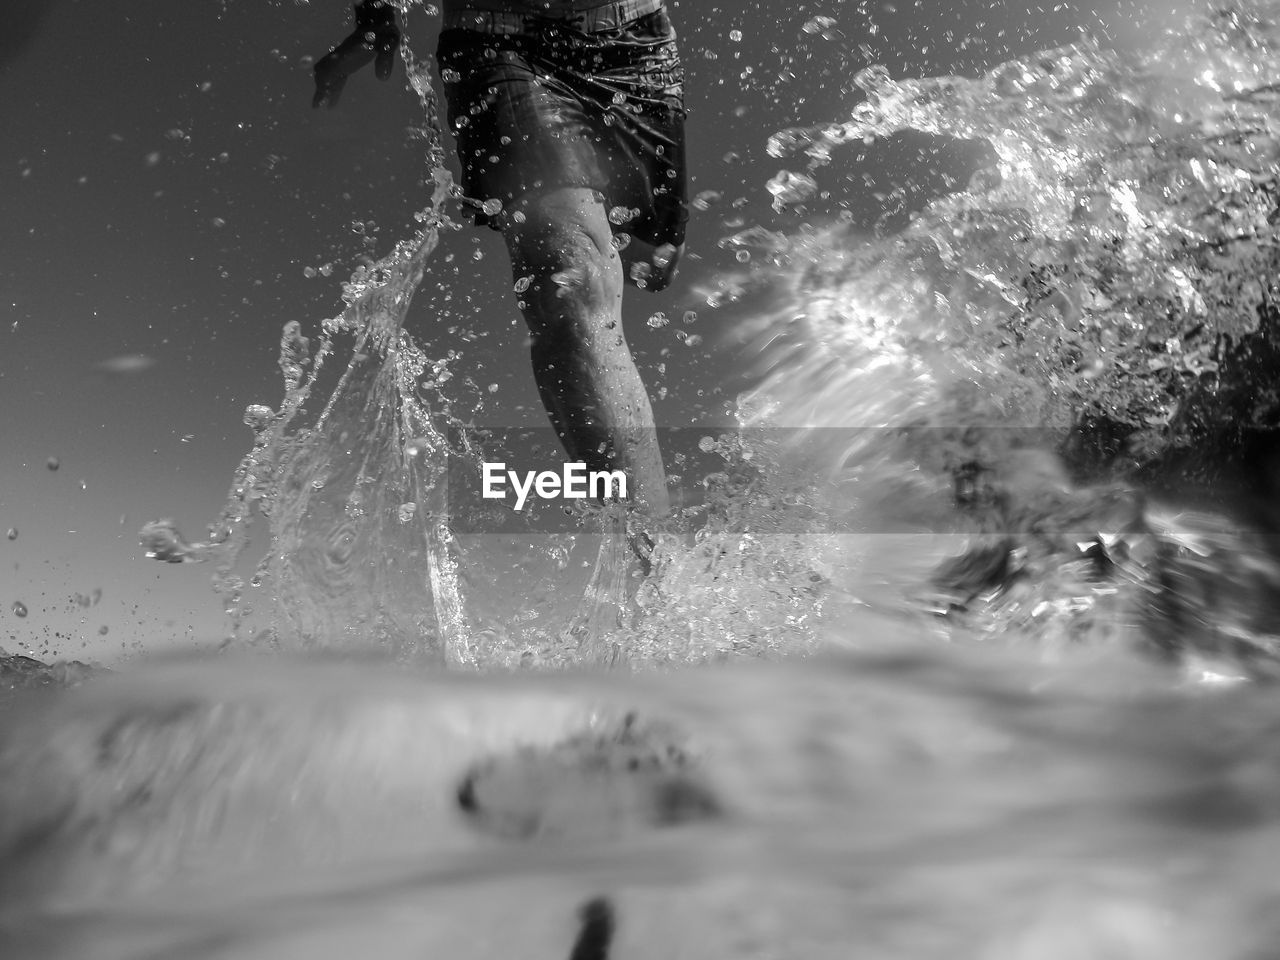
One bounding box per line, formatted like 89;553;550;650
507;190;619;281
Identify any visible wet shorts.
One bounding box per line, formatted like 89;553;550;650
436;5;688;249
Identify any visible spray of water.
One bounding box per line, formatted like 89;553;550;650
10;4;1280;958
135;1;1280;675
705;0;1280;672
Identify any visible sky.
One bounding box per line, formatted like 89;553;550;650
0;0;1186;662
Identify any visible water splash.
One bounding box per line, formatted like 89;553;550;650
138;1;1280;674
757;0;1279;455
713;0;1280;672
142;10;473;662
20;5;1280;958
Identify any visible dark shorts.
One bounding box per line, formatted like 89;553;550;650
436;8;688;249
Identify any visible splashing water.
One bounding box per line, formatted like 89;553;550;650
134;1;1280;672
755;1;1280;451
9;2;1280;959
716;0;1280;671
138;2;837;667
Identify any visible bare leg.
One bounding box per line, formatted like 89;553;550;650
502;187;670;518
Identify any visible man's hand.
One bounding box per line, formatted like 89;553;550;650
312;1;401;109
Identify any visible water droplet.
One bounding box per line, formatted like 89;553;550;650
802;15;837;34
729;29;742;41
12;601;27;618
5;528;15;540
514;275;532;294
766;170;818;208
736;250;751;263
303;266;317;279
608;205;636;225
692;190;722;211
647;312;670;328
244;405;274;430
397;502;417;523
46;457;60;472
481;197;503;216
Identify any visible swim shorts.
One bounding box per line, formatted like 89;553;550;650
436;4;688;250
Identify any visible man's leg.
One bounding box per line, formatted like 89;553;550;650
502;186;671;519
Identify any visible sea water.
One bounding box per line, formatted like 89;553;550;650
5;0;1280;956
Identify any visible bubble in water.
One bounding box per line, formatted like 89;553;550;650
766;170;818;209
303;266;317;279
481;197;503;216
608;205;637;225
11;601;27;618
736;250;751;263
647;312;670;328
729;29;742;41
46;457;59;472
441;67;461;83
512;211;526;224
5;528;15;540
397;502;417;523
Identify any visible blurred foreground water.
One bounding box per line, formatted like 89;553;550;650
9;646;1280;960
5;0;1280;956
